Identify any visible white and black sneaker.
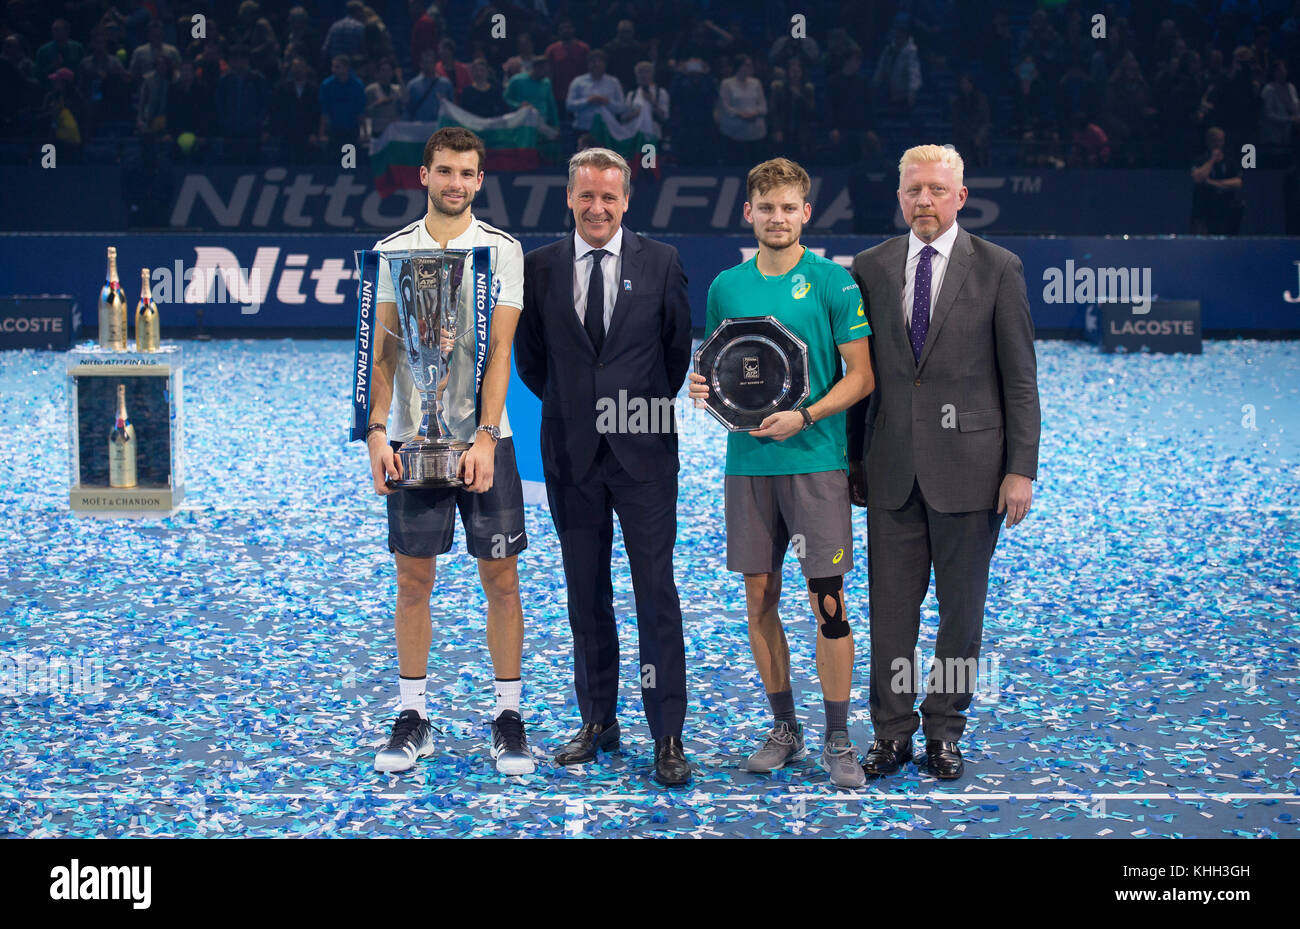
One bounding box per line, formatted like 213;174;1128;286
490;710;535;775
374;710;434;773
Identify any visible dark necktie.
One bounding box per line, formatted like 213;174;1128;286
584;248;609;353
910;244;936;363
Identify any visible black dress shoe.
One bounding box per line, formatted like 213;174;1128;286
861;738;914;776
554;721;620;765
652;736;692;787
924;740;964;780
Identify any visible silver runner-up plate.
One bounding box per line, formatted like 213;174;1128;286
693;316;809;432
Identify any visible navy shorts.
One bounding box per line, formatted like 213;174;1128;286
386;436;528;559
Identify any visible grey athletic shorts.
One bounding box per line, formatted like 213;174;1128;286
386;436;527;559
725;470;854;577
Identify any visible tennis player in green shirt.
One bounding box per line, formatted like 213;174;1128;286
689;157;875;788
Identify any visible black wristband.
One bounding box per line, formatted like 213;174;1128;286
800;407;814;430
366;423;387;438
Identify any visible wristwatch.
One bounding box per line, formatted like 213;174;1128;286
476;424;501;441
799;408;814;431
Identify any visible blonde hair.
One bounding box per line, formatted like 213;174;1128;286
898;144;965;189
746;157;811;202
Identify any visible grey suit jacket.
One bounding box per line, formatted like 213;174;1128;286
847;226;1040;513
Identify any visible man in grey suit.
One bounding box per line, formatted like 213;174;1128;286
847;144;1040;780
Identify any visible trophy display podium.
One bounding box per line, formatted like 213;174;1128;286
66;343;185;517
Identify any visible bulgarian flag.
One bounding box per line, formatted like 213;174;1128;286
370;104;560;196
589;101;660;178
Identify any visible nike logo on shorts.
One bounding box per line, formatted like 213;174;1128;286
508;532;525;544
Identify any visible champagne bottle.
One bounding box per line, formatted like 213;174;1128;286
108;384;137;488
99;247;128;350
135;267;160;352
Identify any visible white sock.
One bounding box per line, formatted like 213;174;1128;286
494;678;521;718
400;675;428;719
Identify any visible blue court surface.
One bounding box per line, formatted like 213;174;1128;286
1;339;1297;838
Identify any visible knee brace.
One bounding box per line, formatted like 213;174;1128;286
808;576;849;639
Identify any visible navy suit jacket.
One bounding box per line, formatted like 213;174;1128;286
516;229;693;484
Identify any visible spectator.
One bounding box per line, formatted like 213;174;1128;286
271;55;320;163
45;68;87;157
233;1;281;83
405;48;452;121
625;60;669;137
544;19;589;111
1067;112;1110;166
1261;59;1300;163
165;59;210;160
668;17;734;65
136;50;174;137
215;45;269;162
767;57;817;161
1012;54;1048;133
1019;9;1063;86
79;29;131;127
506;54;557;120
365;56;405;137
0;36;38;130
1155;50;1205;167
1057;56;1097;129
717;53;766;165
1191;126;1244;234
435;38;472;97
359;3;395;64
1211;46;1263;152
469;3;513;70
195;42;226;100
826;48;872;164
822;26;862;78
319;54;366;156
36;19;85;87
460;57;506;117
602;20;649;91
322;1;367;73
768;27;820;71
872;24;922;114
951;73;990;168
566;49;624;131
668;56;718;165
128;19;181;83
1105;53;1157;166
284;7;322;72
409;0;442;68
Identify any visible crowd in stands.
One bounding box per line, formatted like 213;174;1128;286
3;0;1299;194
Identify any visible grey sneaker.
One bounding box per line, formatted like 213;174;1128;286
375;710;434;773
744;721;806;772
821;730;866;788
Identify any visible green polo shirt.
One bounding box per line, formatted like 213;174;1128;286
705;247;870;476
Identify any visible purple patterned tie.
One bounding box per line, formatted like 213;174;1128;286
910;244;936;363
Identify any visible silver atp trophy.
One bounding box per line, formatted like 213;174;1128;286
382;248;473;488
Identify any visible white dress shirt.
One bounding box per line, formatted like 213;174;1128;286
573;226;624;333
902;220;960;328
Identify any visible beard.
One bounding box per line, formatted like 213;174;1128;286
757;226;801;249
429;187;473;217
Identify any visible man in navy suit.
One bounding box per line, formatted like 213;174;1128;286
515;147;694;787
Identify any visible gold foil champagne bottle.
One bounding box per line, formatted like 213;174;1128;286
99;247;128;350
135;267;160;351
108;384;137;488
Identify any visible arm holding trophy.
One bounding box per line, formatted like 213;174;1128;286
458;259;522;493
367;295;403;495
